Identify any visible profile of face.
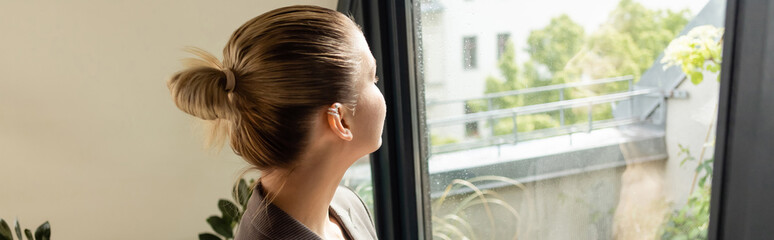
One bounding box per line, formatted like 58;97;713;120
328;27;386;159
352;30;386;152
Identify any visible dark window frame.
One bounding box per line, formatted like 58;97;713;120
338;0;430;239
709;0;774;238
339;0;774;239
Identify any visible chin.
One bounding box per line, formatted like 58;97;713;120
369;137;383;153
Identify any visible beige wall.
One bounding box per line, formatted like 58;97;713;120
0;0;336;239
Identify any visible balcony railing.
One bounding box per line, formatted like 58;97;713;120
426;76;662;154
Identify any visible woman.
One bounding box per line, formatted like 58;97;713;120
167;5;384;240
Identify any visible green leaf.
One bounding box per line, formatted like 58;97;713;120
24;229;32;240
0;219;12;240
236;179;250;208
198;233;222;240
698;176;707;188
697;161;706;172
689;71;704;85
680;155;693;166
231;180;240;207
33;222;49;240
206;216;233;238
701;49;710;59
218;199;240;223
706;63;720;73
14;218;22;240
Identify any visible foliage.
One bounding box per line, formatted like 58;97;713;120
351;182;375;217
199;178;254;240
0;218;49;240
661;25;724;84
431;134;460;146
431;176;532;240
562;0;691;118
571;0;691;81
526;14;586;74
204;177;377;239
660;146;713;240
464;0;692;138
340;175;376;218
492;114;560;136
661;186;711;240
660;24;723;240
342;176;531;239
465;38;560;136
343;175;530;239
606;0;692;72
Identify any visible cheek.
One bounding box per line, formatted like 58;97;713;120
355;86;386;141
371;86;386;130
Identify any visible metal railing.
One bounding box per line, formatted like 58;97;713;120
426;75;661;154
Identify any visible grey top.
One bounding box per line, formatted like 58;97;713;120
234;183;378;240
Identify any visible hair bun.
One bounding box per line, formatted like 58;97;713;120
167;65;236;121
223;68;236;92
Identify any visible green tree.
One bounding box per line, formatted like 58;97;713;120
468;0;692;137
563;0;691;122
569;0;691;82
466;38;561;136
526;14;586;74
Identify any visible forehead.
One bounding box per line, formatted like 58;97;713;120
350;27;376;69
362;48;376;70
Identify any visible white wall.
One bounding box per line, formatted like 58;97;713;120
664;72;720;208
0;0;336;239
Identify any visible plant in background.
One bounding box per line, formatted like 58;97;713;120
460;0;693;142
661;25;724;84
430;134;460;146
351;181;375;217
0;218;50;240
199;178;254;240
340;173;376;218
431;176;533;240
660;146;714;240
659;24;723;240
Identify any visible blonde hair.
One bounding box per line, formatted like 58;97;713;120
167;6;362;170
167;6;363;188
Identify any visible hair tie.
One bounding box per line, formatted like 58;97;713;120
223;68;236;92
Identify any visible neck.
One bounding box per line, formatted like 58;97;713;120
259;148;354;238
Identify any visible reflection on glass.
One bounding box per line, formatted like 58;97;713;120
416;0;725;239
341;156;375;219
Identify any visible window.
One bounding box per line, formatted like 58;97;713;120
340;156;374;218
416;0;725;239
345;0;774;238
463;36;477;69
497;33;510;60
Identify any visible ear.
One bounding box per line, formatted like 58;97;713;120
327;103;353;141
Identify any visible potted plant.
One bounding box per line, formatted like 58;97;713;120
0;218;50;240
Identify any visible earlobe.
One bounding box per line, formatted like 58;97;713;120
327;103;353;141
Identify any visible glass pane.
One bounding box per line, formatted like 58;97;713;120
341;155;375;220
415;0;726;239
